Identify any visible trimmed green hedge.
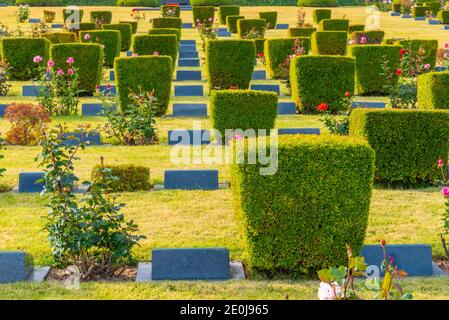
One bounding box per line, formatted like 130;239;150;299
211;90;278;143
394;39;438;69
190;0;232;5
412;6;430;17
298;0;339;6
131;34;178;68
90;11;112;24
227;15;245;33
16;0;63;5
50;43;103;94
425;2;441;15
114;55;172;116
259;11;278;29
418;71;449;109
80;30;121;67
311;31;348;55
437;10;449;24
392;0;401;12
161;5;181;17
103;23;132;51
237;19;266;38
265;37;311;79
313;9;331;23
192;6;215;25
350;109;449;186
148;28;181;42
288;27;316;37
117;0;160;6
218;5;240;24
91;164;151;192
42;32;76;44
348;24;364;33
152;17;182;29
255;39;265;54
319;19;349;31
231;134;375;275
349;44;401;95
1;38;50;80
206;39;255;91
351;30;385;44
119;21;138;34
290;55;355;113
62;8;84;24
67;22;96;35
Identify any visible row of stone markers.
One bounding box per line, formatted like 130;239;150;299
1;244;444;284
389;10;448;28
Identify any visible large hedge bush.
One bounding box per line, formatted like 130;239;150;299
119;21;138;34
192;6;215;25
425;2;441;15
231;134;375;275
218;5;240;24
1;38;50;80
290;55;355;113
131;34;178;68
319;19;349;31
91;164;151;192
437;10;449;24
237;19;266;38
394;39;438;69
417;71;449;109
227;15;245;33
148;28;181;42
265;37;311;79
349;44;401;95
42;32;77;44
116;0;160;6
103;23;133;51
211;90;278;143
288;27;316;37
90;11;112;24
348;24;364;33
114;55;172;116
80;30;121;67
412;5;430;17
152;17;182;29
350;30;385;44
311;31;348;55
350;109;449;185
206;39;255;91
259;11;278;29
16;0;64;5
50;43;103;94
67;22;96;35
313;9;332;24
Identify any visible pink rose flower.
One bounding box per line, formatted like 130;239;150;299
153;51;159;56
424;63;431;70
67;68;74;75
445;42;449;49
47;59;54;68
360;36;367;44
438;159;445;168
348;39;354;45
66;57;75;64
442;187;449;196
33;55;43;63
56;68;64;76
84;33;91;40
132;53;138;57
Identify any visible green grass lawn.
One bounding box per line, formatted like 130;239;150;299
0;5;448;300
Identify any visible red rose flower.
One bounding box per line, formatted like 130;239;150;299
380;239;386;246
399;48;406;55
395;69;402;75
317;103;328;112
345;91;351;97
257;52;264;58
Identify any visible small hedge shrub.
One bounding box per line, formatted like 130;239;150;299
231;134;375;275
1;38;50;80
206;39;255;91
117;0;160;6
425;2;441;15
392;0;401;12
437;10;449;24
103;23;133;51
312;8;331;24
211;90;278;142
218;5;240;24
192;6;215;25
161;5;181;17
394;39;438;69
298;0;339;6
190;0;232;5
259;11;278;29
131;34;178;68
265;37;311;78
349;44;401;95
412;5;430;17
417;71;449;109
114;55;172;116
350;109;449;185
351;30;385;44
119;21;138;34
50;43;103;94
288;27;316;37
152;17;182;29
62;8;84;24
90;11;113;24
67;22;96;35
348;24;364;33
80;30;121;67
42;32;76;44
148;28;181;42
237;19;266;38
290;55;355;113
227;15;245;33
91;164;151;192
311;31;348;55
319;19;349;31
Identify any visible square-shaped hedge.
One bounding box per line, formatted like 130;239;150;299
259;11;277;29
351;30;385;44
394;39;438;69
1;38;50;80
290;55;355;113
148;28;181;42
418;71;449;109
288;27;316;38
206;39;255;91
227;15;244;33
114;55;173;116
42;32;76;44
103;23;132;51
237;19;266;39
265;37;311;79
161;5;181;17
437;10;449;24
218;5;240;24
131;34;178;69
349;44;401;95
80;30;121;67
313;9;331;24
91;164;151;192
231;135;375;275
152;17;182;29
348;24;364;33
119;20;138;34
67;22;96;35
192;6;215;26
350;109;449;185
211;89;278;143
425;2;441;15
311;31;348;55
412;5;430;17
319;19;349;31
90;11;112;24
50;43;103;94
